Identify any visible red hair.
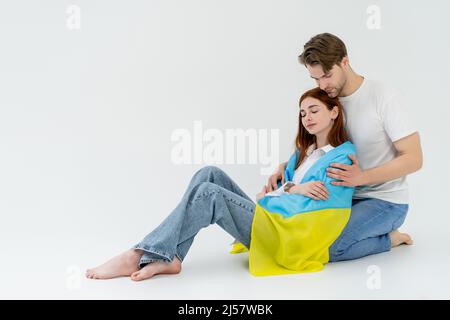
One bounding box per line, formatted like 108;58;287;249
294;87;349;170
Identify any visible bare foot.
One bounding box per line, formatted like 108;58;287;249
389;230;413;248
86;249;143;280
130;256;182;281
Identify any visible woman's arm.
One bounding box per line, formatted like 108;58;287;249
266;161;288;191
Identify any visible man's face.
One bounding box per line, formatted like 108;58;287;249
306;63;347;98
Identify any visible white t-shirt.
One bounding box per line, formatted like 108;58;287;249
339;78;417;204
265;144;334;197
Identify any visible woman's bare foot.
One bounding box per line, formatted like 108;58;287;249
389;230;413;248
130;256;182;281
86;249;143;280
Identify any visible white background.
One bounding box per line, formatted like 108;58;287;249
0;0;449;299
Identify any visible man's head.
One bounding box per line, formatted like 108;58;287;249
298;33;350;98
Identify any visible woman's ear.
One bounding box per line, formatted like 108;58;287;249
331;106;339;120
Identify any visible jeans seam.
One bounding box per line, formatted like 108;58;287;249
191;189;254;211
134;244;172;261
192;190;218;202
134;244;184;265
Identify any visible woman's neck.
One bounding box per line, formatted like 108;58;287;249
315;134;329;149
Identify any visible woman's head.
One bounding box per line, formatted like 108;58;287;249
294;87;348;169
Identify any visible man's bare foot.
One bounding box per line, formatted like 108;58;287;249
389;230;413;248
130;256;182;281
86;249;143;280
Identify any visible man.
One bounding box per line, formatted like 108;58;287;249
266;33;423;262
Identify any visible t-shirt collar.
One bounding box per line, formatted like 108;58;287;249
338;76;366;103
306;143;334;156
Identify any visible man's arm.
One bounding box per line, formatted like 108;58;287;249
326;132;423;187
363;132;423;185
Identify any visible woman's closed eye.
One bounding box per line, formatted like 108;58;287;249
300;111;318;117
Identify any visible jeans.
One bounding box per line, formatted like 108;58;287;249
328;198;409;262
133;166;409;269
133;166;256;268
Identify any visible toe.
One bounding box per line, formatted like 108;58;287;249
130;271;141;281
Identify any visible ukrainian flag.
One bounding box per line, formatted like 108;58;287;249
230;141;356;276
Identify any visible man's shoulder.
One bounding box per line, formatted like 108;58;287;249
364;78;400;99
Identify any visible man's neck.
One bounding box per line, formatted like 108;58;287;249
339;69;364;97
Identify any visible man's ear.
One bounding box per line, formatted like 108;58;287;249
340;56;349;68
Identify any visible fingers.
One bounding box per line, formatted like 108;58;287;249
281;171;285;185
305;181;328;200
348;154;359;165
327;167;349;178
326;171;346;181
329;163;351;171
266;176;275;192
331;181;351;187
309;189;325;200
271;177;279;191
305;192;320;200
268;177;276;192
312;184;328;200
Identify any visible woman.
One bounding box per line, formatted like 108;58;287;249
86;87;405;280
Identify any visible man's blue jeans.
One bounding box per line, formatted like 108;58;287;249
133;166;409;268
328;198;408;262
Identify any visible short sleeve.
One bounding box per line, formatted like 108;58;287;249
380;91;417;142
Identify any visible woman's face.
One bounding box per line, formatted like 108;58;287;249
300;97;338;136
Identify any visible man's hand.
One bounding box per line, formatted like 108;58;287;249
326;154;367;187
266;161;287;192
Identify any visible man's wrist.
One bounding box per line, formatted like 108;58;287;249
360;170;371;186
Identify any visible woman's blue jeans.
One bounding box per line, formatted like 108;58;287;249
133;166;256;268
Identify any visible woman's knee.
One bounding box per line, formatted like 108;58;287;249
194;165;224;182
194;181;220;198
199;165;222;175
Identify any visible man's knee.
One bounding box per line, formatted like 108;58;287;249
392;210;408;230
328;232;352;261
328;244;345;262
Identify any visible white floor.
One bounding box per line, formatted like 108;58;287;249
1;223;449;300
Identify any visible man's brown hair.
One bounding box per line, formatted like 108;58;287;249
298;33;348;73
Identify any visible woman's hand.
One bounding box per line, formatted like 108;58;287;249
256;185;268;201
266;161;288;191
287;181;329;200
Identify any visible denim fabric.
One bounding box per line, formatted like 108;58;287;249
133;166;256;268
329;197;409;262
133;166;409;269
